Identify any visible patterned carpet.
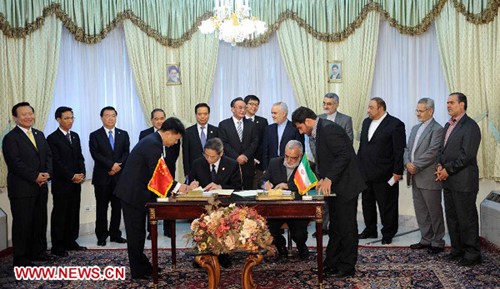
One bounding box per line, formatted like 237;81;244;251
0;240;499;289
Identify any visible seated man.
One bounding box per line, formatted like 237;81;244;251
261;140;310;259
188;137;242;191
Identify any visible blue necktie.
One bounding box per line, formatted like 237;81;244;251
211;164;216;182
200;126;207;148
108;130;114;150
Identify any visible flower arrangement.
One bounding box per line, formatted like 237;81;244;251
186;200;274;255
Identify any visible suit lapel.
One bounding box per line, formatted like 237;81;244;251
19;127;39;152
369;114;391;142
414;121;433;150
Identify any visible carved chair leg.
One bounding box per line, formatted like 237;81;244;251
241;254;264;289
195;255;221;289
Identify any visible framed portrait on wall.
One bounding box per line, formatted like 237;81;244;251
327;60;342;83
167;63;181;85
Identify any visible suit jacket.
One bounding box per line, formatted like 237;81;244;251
437;114;481;192
260;156;299;192
140;127;180;176
182;124;218;176
318;111;354;143
403;119;443;190
262;120;304;169
358;113;406;182
250;115;268;170
2;126;53;199
315;119;366;201
89;127;130;186
188;155;241;189
218;117;259;176
47;129;86;194
115;133;178;210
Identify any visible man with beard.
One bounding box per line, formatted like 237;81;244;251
261;140;310;259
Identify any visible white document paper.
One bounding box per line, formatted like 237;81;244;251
387;176;396;186
210;189;234;196
233;190;262;197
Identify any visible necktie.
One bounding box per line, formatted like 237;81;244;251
66;132;72;144
27;130;37;149
200;126;207;148
308;136;316;162
211;164;217;182
108;130;114;150
237;120;243;142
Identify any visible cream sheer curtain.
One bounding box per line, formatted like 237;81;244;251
124;20;219;125
277;12;380;148
435;1;500;180
0;15;61;187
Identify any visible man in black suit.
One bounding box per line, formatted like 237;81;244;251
261;140;309;259
89;106;129;246
262;102;304;170
244;95;268;188
182;103;218;177
435;92;482;266
218;97;259;190
187;137;241;190
292;107;366;278
115;117;189;279
357;97;406;245
3;102;52;266
47;107;86;257
139;108;178;239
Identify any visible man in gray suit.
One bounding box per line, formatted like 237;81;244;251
312;92;354;236
403;98;445;254
436;92;481;267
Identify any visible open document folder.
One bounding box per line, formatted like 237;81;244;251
190;186;234;196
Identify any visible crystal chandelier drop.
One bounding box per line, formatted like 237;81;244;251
199;0;267;46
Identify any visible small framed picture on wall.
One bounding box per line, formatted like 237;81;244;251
167;63;181;85
327;60;342;83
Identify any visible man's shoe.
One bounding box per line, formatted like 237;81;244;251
163;231;171;238
443;252;463;261
298;245;310;260
428;247;444;254
51;250;69;257
32;253;53;261
381;237;392;245
458;257;482;267
323;265;339;275
110;237;127;244
358;231;377;239
218;254;232;268
147;233;151;240
276;245;288;258
313;230;329;238
66;244;87;251
410;243;430;249
332;269;355;278
97;240;106;246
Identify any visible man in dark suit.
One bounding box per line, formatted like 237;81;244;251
3;102;52;266
244;95;268;188
357;97;406;245
89;106;129;246
115;117;188;279
218;97;259;190
182;103;218;177
261;140;309;259
435;92;481;266
187;137;241;190
403;98;445;254
292;107;366;278
262;102;304;170
139;108;178;239
47;107;87;257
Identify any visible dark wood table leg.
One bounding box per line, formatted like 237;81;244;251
150;208;159;289
316;206;324;288
242;254;264;289
196;255;221;289
171;221;177;269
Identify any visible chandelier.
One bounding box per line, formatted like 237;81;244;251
199;0;267;46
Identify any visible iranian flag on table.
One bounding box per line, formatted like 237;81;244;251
293;154;318;195
148;157;174;198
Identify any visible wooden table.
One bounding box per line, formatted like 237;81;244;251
147;196;325;288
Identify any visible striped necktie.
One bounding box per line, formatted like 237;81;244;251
237;120;243;142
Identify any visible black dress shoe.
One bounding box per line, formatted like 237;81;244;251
312;230;329;238
427;247;444;254
51;250;69;257
146;233;151;240
276;245;288;258
97;240;106;246
218;254;232;268
381;237;392;245
32;253;53;261
333;269;355;278
323;266;339;275
66;245;87;251
358;232;377;239
163;231;171;238
443;252;463;261
298;245;310;260
410;243;430;249
110;237;127;243
131;274;150;280
458;257;482;267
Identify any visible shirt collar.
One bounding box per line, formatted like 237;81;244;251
449;112;465;125
59;127;70;135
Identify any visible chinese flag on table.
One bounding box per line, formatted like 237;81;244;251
148;157;174;198
293;153;318;195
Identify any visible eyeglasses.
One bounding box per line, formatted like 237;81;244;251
415;109;428;113
203;153;220;160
